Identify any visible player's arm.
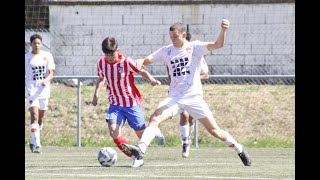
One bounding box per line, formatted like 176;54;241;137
92;76;105;106
200;72;209;80
135;57;153;70
138;69;161;86
200;58;209;80
42;69;54;86
206;19;230;52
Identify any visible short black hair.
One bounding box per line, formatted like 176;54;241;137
186;32;192;41
30;34;42;43
101;37;118;54
169;22;186;33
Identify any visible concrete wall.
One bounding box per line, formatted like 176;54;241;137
32;1;294;76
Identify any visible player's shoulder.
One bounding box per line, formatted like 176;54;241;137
120;53;134;62
159;44;174;53
165;44;173;48
190;40;204;45
25;52;31;57
40;50;53;56
97;56;105;63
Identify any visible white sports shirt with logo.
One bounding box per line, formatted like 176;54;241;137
25;50;55;100
148;40;209;98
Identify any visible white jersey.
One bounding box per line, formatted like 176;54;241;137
148;40;209;97
25;50;55;100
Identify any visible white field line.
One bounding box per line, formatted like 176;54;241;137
25;172;280;180
25;164;292;180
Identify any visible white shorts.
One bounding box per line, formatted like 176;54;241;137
27;98;49;110
158;95;213;120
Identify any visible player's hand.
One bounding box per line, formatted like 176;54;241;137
41;80;49;86
150;80;161;86
92;95;98;106
221;19;230;30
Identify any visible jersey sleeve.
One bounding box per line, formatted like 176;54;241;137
47;52;55;70
147;47;165;63
192;40;210;58
128;57;141;74
96;58;104;77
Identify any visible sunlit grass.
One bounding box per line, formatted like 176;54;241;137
25;83;295;148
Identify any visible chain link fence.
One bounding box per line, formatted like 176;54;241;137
25;0;295;147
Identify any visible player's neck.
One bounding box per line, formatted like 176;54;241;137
173;40;188;49
32;50;41;55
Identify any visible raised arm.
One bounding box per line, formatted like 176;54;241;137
207;19;230;52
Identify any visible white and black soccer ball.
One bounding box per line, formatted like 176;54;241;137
97;147;118;167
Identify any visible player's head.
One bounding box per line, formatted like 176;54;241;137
169;22;187;48
102;37;119;63
30;34;43;54
186;32;192;42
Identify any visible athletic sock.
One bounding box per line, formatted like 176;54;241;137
114;136;132;157
138;126;160;153
30;123;40;147
179;124;190;144
153;125;163;138
223;131;243;153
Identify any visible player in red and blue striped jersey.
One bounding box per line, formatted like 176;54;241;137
92;37;163;167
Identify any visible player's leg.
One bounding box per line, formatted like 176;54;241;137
122;97;182;163
106;105;133;158
187;98;251;166
199;117;251;166
123;104;150;167
28;98;43;153
138;102;180;153
33;98;49;153
179;111;190;157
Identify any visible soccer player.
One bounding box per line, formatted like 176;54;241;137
165;32;209;158
122;19;252;167
177;32;209;158
25;34;55;153
92;37;164;167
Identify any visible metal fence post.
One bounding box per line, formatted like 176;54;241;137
77;79;81;147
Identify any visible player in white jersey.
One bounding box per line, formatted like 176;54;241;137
92;37;163;167
178;32;209;158
122;19;252;167
25;34;55;153
165;32;209;158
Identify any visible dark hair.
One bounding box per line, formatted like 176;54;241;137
186;32;192;41
169;22;186;33
102;37;118;54
30;34;42;43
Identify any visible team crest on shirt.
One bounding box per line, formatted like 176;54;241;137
118;67;124;73
43;57;48;61
167;50;171;56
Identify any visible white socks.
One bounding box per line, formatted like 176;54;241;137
223;131;242;153
30;123;41;147
179;124;190;144
138;126;161;153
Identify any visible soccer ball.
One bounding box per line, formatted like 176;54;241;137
97;147;118;167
